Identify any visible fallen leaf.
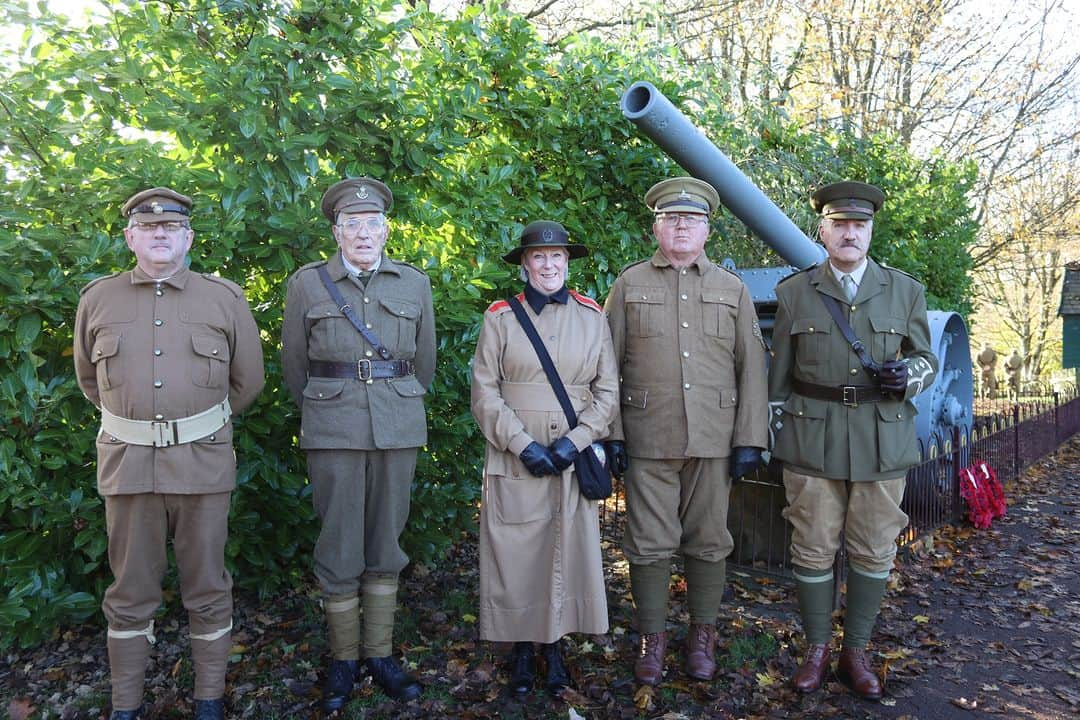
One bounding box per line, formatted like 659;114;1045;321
951;696;978;710
6;698;35;720
913;615;930;624
633;684;656;712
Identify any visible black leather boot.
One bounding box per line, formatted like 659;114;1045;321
508;641;535;695
542;639;571;694
193;698;224;720
109;709;142;720
365;656;422;702
322;659;360;712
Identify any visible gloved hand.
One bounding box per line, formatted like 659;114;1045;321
549;437;580;472
606;440;629;479
520;441;558;477
730;446;764;481
879;359;909;393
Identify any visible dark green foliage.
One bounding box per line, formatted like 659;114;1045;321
0;0;976;648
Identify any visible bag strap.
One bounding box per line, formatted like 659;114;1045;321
507;296;579;429
816;289;879;376
316;264;393;360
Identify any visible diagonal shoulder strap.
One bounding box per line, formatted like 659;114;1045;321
816;289;879;376
507;296;579;429
316;264;393;360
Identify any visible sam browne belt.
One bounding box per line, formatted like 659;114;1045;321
793;378;888;407
99;398;232;448
309;359;414;381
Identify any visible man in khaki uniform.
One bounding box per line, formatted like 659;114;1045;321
605;177;768;685
976;344;998;399
74;188;265;720
769;181;937;700
282;177;435;712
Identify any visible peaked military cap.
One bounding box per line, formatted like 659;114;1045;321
502;220;589;264
811;181;884;219
321;177;393;221
644;177;720;215
122;187;192;223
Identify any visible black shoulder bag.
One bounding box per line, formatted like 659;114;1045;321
506;296;612;500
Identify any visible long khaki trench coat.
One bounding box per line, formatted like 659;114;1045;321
74;266;265;495
769;259;938;481
604;250;768;457
470;290;618;643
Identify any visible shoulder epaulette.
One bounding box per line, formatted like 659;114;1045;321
618;258;651;275
878;260;923;286
776;264;816;286
200;273;244;297
569;290;602;312
391;258;427;276
79;271;124;295
713;263;740;279
487;292;524;314
296;258;330;274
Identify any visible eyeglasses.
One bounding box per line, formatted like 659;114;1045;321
337;217;386;236
657;213;709;227
131;221;189;233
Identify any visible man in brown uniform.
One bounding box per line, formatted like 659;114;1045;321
769;181;937;700
605;177;768;685
282;178;435;712
74;188;265;720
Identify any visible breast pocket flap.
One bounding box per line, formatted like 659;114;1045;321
91;335;120;364
191;334;230;362
790;318;831;336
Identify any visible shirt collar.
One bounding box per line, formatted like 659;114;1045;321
524;281;569;314
651;248;710;272
341;253;381;276
130;265;190;289
829;258;868;287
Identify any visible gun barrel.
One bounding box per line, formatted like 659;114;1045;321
621;81;826;269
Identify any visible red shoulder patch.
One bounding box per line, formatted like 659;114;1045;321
569;290;602;312
487;300;509;313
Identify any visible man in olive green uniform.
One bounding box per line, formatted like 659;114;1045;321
605;177;768;685
769;181;937;700
74;188;265;720
1005;349;1023;399
976;344;998;399
282;177;435;711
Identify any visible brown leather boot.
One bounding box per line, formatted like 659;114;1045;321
684;624;718;680
633;631;667;686
792;644;831;692
837;646;883;700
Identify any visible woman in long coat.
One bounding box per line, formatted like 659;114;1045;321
470;220;620;696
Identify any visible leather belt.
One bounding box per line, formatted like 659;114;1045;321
99;398;232;448
793;378;888;407
309;359;414;381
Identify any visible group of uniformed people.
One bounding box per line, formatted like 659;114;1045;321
74;173;936;718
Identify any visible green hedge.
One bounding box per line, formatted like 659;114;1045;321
0;0;975;648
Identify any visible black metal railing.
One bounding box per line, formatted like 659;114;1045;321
599;384;1080;579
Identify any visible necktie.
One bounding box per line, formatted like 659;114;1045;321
357;270;372;287
842;274;856;302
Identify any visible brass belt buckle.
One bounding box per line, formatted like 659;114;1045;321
357;359;372;381
842;386;858;407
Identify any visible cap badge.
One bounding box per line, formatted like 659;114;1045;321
355;185;370;200
542;229;554;242
151;202;163;215
678;189;691;200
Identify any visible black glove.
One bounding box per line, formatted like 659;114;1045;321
606;440;629;479
520;441;558;477
730;446;764;481
879;359;909;393
549;437;580;472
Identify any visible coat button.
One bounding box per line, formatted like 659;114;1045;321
209;435;216;441
153;380;163;388
363;297;370;304
683;351;690;358
683;383;690;389
681;269;687;275
366;323;373;329
641;295;647;300
155;289;163;297
797;411;804;416
154;414;164;420
318;392;324;398
897;413;903;419
850;368;858;375
366;378;373;385
891;329;896;334
681;294;688;300
850;305;857;311
808;327;814;333
681;321;689;328
551;423;558;430
96;349;103;356
154;319;163;326
154;349;162;356
365;350;373;358
211;348;219;355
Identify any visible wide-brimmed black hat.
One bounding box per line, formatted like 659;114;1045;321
501;220;589;264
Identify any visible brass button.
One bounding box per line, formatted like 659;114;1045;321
550;423;558;430
209;434;216;441
153;380;163;388
641;295;648;300
154;349;162;356
681;269;687;275
850;305;857;311
897;413;903;419
850;368;858;375
211;348;219;355
366;323;373;329
890;328;896;334
154;414;164;420
808;327;815;333
154;319;163;326
681;294;688;300
682;351;690;358
681;321;689;328
155;289;163;297
365;350;373;358
96;349;102;356
365;378;373;385
318;392;324;398
683;383;690;389
363;297;370;304
797;411;804;417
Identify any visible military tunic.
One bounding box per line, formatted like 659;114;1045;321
470;289;618;643
282;251;435;592
769;259;937;481
73;265;265;639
